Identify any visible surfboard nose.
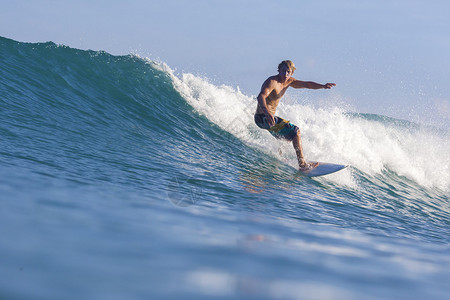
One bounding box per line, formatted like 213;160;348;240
299;162;348;177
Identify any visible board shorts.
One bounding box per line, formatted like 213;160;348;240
254;114;299;141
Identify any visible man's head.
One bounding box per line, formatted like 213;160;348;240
278;60;296;82
278;60;296;74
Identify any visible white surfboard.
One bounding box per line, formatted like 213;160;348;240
299;162;349;177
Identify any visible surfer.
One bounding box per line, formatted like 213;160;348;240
255;60;336;170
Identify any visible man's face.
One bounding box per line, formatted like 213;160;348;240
278;66;293;82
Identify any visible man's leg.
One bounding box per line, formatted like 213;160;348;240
292;130;318;170
293;131;306;168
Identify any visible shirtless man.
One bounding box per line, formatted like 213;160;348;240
255;60;336;170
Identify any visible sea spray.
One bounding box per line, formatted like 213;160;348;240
168;66;449;191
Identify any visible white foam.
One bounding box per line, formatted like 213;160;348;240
166;68;449;191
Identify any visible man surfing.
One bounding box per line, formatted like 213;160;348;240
255;60;336;170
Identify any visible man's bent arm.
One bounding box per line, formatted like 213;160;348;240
256;83;276;127
257;93;271;115
257;80;275;115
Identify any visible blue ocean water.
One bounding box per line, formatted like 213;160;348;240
0;36;449;300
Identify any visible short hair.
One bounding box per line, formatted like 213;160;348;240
278;60;296;73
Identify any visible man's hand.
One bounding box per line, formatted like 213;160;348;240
323;83;336;89
266;113;276;127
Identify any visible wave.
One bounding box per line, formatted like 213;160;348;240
1;36;448;193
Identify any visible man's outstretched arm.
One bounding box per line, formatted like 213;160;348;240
290;79;336;89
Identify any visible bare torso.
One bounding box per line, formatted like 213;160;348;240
255;75;294;115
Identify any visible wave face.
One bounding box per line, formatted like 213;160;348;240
1;36;449;300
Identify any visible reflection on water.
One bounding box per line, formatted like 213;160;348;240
237;158;307;194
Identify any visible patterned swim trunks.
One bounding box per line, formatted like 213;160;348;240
254;114;299;141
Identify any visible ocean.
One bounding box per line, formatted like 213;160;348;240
0;36;449;300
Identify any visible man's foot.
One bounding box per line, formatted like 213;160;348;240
299;161;319;171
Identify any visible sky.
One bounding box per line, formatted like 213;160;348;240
2;0;449;127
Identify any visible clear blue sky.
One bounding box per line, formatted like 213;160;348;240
2;0;449;126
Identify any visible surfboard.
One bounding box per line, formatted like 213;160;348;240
299;162;349;177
